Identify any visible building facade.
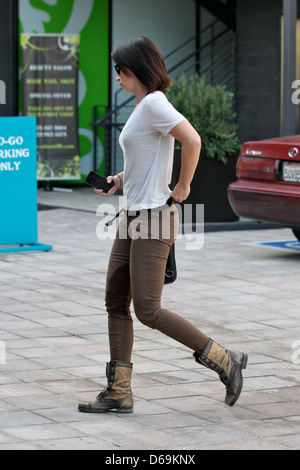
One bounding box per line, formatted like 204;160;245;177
0;0;299;180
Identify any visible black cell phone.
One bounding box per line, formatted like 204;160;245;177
85;171;114;193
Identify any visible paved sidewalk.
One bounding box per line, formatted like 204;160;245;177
0;190;300;450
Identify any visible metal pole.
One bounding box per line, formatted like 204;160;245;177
195;0;201;75
282;0;297;136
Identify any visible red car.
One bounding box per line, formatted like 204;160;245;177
228;135;300;241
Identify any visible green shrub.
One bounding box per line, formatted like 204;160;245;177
168;74;240;163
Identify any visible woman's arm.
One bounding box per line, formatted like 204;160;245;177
169;120;201;202
94;171;124;196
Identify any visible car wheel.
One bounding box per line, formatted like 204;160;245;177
292;229;300;241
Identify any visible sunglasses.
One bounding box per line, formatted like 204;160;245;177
114;65;121;75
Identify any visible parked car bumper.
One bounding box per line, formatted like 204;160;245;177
228;180;300;228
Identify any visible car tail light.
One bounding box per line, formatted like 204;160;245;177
236;156;277;181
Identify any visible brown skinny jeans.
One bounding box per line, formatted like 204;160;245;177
105;203;209;361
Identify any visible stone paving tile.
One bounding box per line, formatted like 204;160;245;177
205;438;291;450
0;200;300;450
2;422;83;443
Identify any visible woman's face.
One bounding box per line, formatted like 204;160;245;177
116;68;140;94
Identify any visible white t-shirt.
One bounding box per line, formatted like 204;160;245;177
119;91;186;210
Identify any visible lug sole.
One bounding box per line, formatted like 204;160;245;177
78;404;133;413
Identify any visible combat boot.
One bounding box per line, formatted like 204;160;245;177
194;339;248;406
78;360;133;413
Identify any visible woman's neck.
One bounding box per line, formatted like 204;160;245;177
134;85;150;105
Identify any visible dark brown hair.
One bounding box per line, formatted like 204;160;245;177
111;36;172;93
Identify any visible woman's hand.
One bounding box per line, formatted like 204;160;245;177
172;182;190;203
94;174;122;197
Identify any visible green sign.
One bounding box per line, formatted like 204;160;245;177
19;0;110;182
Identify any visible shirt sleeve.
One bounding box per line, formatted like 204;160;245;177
147;94;186;136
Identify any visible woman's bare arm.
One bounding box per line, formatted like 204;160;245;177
169;120;201;202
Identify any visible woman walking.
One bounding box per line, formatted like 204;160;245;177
78;36;247;413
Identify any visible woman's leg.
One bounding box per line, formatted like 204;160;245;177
130;206;210;355
130;236;210;354
105;217;133;362
129;206;247;406
129;205;247;407
78;216;135;413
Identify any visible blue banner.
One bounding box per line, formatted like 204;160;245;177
0;116;52;252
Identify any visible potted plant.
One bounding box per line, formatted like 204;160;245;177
168;74;241;222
